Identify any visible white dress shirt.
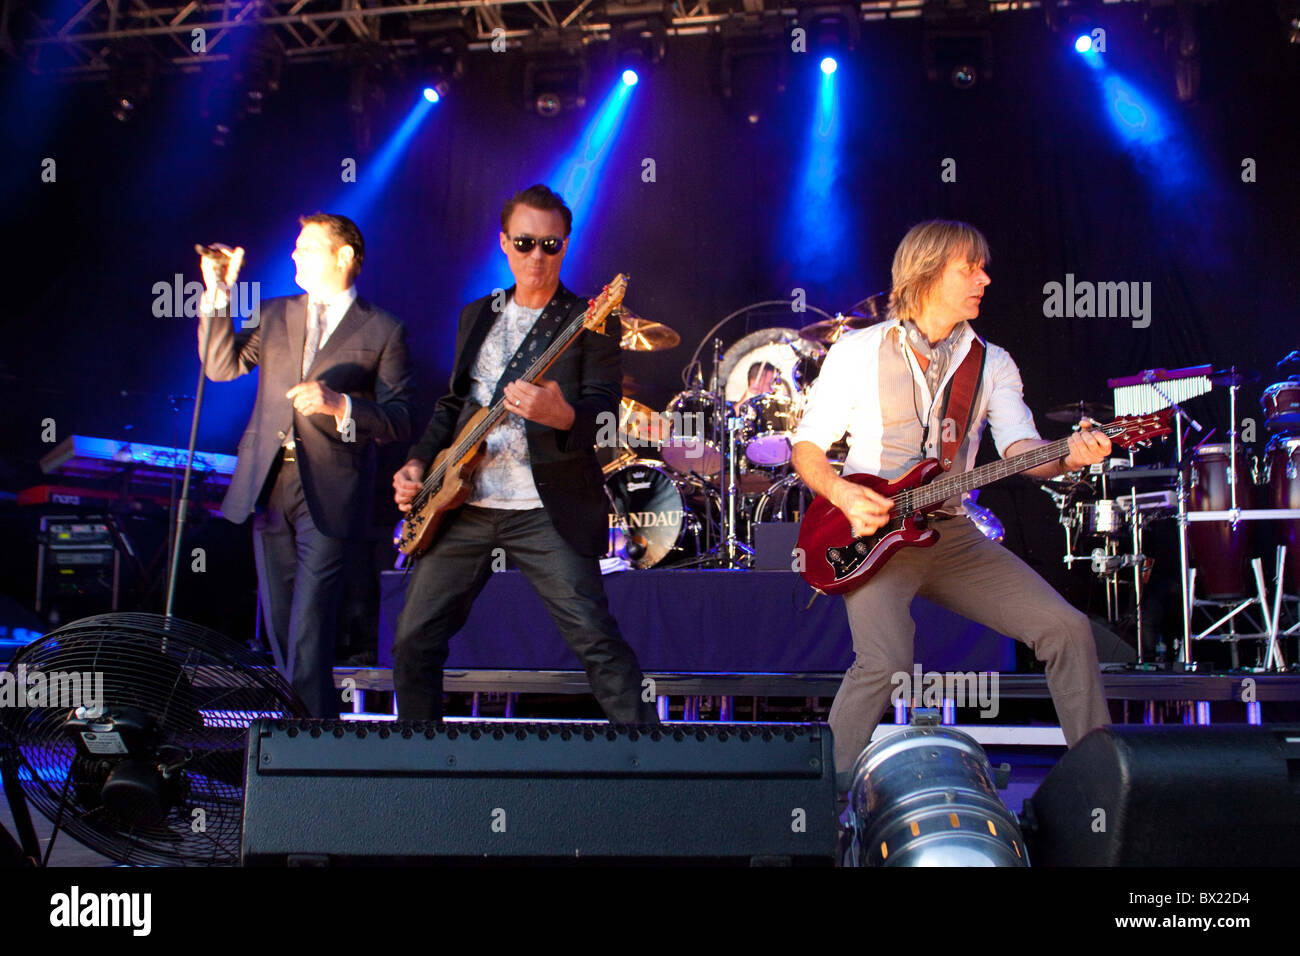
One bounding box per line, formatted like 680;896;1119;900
793;319;1041;509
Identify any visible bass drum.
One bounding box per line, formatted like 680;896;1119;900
605;461;694;569
1264;435;1300;593
1187;443;1256;599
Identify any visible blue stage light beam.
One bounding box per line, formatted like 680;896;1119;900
200;91;438;437
782;60;851;291
460;77;638;306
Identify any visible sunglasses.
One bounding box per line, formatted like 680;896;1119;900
509;234;566;255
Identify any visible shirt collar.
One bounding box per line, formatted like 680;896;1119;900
311;285;357;320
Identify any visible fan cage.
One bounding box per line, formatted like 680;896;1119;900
1;613;305;866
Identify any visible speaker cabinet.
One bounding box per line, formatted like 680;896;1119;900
241;719;838;865
1022;724;1300;866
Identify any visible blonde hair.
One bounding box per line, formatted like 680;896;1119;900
887;220;991;321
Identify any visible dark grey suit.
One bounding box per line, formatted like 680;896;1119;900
199;292;413;714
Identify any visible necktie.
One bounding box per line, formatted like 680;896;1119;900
302;300;326;380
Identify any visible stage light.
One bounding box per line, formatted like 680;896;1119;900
1074;34;1093;54
522;31;589;117
820;56;837;75
423;87;440;103
847;722;1028;867
622;69;639;87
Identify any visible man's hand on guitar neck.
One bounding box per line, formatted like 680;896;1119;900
792;441;892;538
1012;418;1113;479
393;459;427;513
503;377;575;431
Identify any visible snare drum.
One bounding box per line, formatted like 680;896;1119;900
1261;381;1300;432
741;393;797;466
1264;434;1300;592
1075;499;1127;537
1188;443;1255;598
661;390;726;477
604;461;691;569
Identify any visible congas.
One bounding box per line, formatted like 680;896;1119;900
1261;381;1300;432
1187;443;1255;598
740;393;797;466
1264;434;1300;592
604;461;692;569
661;390;726;477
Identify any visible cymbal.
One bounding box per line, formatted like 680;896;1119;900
618;397;668;445
619;313;680;352
798;313;880;346
1046;400;1114;424
844;291;890;320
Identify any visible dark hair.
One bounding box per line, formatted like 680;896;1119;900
500;184;573;236
298;212;365;280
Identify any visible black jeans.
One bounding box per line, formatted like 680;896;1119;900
392;505;659;724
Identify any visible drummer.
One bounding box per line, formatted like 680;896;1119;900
739;361;793;404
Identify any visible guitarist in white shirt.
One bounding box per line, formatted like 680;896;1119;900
792;220;1112;790
390;185;659;724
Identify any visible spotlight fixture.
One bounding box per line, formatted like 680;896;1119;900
621;68;640;86
715;14;789;124
795;4;861;59
921;0;992;89
607;1;671;75
106;42;159;122
411;13;471;99
522;29;589;117
821;56;838;75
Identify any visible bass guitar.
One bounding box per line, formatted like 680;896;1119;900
395;274;628;557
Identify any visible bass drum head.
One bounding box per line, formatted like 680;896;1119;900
605;461;687;569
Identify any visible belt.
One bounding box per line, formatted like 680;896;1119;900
281;444;297;464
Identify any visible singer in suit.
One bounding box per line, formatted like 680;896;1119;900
197;214;414;715
390;184;658;724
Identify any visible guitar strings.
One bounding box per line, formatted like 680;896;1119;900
408;294;614;513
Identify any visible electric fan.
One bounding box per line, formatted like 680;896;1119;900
0;612;306;866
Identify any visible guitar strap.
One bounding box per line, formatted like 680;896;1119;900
488;295;567;408
937;337;986;471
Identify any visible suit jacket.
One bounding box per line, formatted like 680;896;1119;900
408;282;620;557
199;292;415;539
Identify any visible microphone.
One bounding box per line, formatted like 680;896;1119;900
194;243;235;261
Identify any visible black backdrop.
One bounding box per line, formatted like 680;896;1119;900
2;2;1297;644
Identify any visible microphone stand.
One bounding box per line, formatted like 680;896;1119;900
164;270;229;619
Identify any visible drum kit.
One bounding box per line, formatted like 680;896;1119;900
603;298;889;569
1040;356;1300;670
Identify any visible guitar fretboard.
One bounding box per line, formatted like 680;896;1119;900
886;424;1126;517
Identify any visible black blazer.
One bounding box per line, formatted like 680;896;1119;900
409;282;620;557
199;292;415;539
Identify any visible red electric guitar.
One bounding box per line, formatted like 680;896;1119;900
796;410;1173;596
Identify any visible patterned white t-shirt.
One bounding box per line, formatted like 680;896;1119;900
467;297;545;509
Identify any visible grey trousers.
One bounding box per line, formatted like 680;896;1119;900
831;516;1109;781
